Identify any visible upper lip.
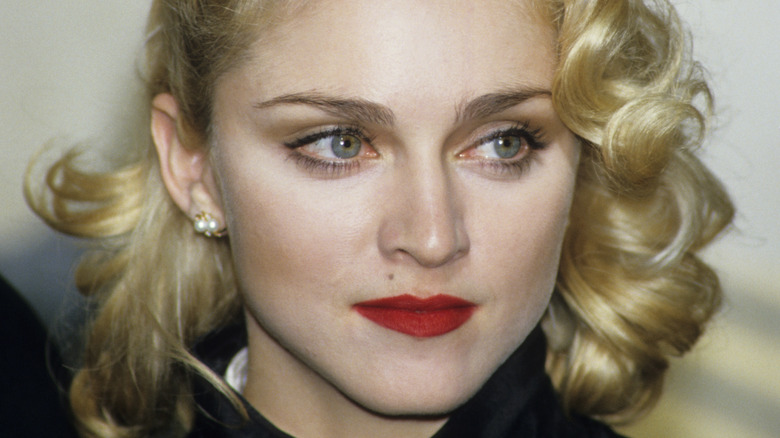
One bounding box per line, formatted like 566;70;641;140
353;294;476;310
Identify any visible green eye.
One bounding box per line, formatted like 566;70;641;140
331;134;362;158
492;135;523;158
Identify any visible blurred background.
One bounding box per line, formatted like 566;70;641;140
1;1;777;437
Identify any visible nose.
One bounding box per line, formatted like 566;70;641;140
377;156;469;268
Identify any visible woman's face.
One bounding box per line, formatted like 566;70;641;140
208;0;579;429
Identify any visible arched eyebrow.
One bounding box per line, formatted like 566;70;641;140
252;87;551;126
456;88;551;123
253;92;396;126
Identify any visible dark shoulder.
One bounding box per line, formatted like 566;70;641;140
433;328;626;438
0;275;78;438
500;386;627;438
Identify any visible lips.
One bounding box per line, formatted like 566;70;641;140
353;294;477;338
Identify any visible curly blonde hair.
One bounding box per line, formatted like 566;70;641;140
25;0;733;436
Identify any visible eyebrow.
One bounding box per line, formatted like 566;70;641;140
456;88;551;122
252;87;551;126
253;92;396;125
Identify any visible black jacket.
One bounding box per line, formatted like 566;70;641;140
187;325;624;438
0;275;77;438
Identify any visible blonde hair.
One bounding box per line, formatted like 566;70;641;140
539;0;732;422
25;0;733;436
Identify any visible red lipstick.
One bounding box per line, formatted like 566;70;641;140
353;294;477;338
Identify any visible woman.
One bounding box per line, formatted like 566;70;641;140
26;0;733;436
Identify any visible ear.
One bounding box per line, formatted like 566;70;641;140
151;93;225;225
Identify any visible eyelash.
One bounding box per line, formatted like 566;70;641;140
470;122;547;177
283;126;372;149
289;153;362;176
282;123;547;177
283;126;372;177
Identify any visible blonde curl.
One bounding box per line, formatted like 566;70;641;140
539;0;733;422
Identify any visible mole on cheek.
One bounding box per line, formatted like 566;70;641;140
387;273;394;280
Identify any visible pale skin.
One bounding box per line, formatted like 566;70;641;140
152;1;580;437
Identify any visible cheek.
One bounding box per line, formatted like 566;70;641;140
477;175;573;260
218;161;374;305
470;166;577;319
488;200;569;300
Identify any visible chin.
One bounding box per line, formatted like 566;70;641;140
359;397;469;419
347;377;482;418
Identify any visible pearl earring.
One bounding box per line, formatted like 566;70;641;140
193;212;227;237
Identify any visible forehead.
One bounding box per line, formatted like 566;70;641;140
222;0;557;107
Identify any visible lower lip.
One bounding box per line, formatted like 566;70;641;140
353;294;477;338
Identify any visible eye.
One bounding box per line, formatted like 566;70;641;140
457;123;547;177
284;127;377;160
326;133;361;158
282;126;378;177
483;134;525;159
300;132;365;159
460;124;544;161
